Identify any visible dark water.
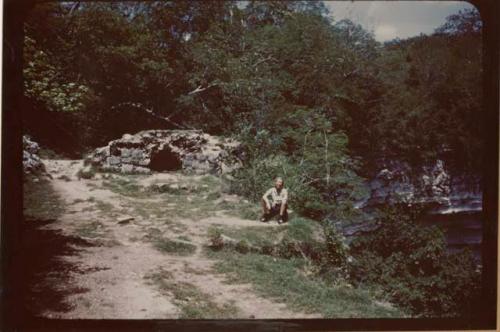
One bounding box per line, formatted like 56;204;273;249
418;210;483;262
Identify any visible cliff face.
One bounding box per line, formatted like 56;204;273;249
360;159;481;215
342;159;482;251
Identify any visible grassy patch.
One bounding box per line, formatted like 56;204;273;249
76;220;104;238
198;174;222;188
177;235;191;242
206;191;221;201
123;189;219;221
145;269;239;319
148;184;183;195
222;201;261;220
102;176;150;198
153;238;197;256
285;217;321;242
208;217;322;248
95;200;114;214
211;225;281;247
207;250;403;318
23;178;64;220
102;173;237;221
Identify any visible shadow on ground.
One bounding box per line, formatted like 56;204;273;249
19;218;94;317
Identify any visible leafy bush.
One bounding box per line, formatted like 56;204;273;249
236;240;251;254
322;224;349;267
208;228;224;250
349;204;481;317
230;118;367;221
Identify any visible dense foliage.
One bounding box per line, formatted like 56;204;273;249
349;205;481;317
24;2;482;167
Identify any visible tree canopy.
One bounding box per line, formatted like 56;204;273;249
23;1;483;191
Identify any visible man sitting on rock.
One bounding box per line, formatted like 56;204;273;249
261;177;288;224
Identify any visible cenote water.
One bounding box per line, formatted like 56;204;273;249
418;210;483;263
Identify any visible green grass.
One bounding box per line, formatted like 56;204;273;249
145;269;240;318
285;217;321;242
23;178;65;220
211;225;281;247
76;220;104;238
222;201;261;220
95;200;114;213
148;184;183;195
102;177;150;198
209;217;323;248
100;173;229;220
98;173;266;223
207;249;403;318
177;235;191;242
153;238;197;256
198;174;222;187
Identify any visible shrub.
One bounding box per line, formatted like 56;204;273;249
208;228;224;250
322;224;349;267
235;240;250;254
349;204;481;317
77;166;96;179
230;122;367;221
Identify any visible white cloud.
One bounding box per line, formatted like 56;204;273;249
325;1;476;42
375;24;398;41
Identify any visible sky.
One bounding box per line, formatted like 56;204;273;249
324;1;478;42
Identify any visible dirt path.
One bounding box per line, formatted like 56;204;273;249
38;159;321;319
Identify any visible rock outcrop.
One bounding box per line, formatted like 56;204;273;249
360;159;481;214
86;130;241;175
23;136;46;175
342;159;482;244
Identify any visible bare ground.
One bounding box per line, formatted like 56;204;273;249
34;159;321;319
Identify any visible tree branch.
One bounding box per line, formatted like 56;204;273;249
324;129;330;186
111;102;193;130
68;1;81;16
342;68;360;81
300;130;312;166
187;83;218;95
252;55;276;69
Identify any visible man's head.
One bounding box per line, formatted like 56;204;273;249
275;177;284;190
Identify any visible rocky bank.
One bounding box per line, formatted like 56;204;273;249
342;158;482;252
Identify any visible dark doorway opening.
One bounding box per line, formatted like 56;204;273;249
150;146;182;171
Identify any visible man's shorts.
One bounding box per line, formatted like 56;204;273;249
265;203;288;221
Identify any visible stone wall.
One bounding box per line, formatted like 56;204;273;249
23;136;46;175
86;130;242;175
